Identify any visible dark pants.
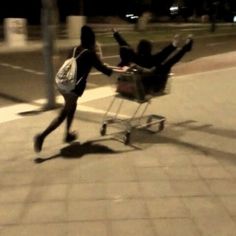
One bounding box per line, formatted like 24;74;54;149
119;43;176;68
40;92;79;139
142;47;189;93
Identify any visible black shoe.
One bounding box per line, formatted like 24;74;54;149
34;134;44;153
64;132;77;143
183;35;193;52
172;34;180;48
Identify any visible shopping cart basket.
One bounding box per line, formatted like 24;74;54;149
100;68;172;145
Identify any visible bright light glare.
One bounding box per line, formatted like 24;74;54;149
234;16;236;22
125;13;138;20
126;14;134;17
170;6;179;12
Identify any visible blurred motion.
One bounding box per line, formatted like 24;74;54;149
0;0;236;110
0;3;236;235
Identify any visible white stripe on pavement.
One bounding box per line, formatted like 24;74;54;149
2;66;236;125
78;105;129;119
0;53;119;77
0;85;117;124
0;103;38;123
0;62;44;76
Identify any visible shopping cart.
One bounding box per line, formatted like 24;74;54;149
100;68;172;145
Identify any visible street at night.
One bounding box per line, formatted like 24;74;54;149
0;29;236;107
0;1;236;235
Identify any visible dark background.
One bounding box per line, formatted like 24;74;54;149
0;0;235;24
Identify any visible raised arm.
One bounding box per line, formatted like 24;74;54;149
112;28;130;47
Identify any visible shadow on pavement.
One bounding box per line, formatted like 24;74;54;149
34;119;236;165
156;135;236;165
0;91;61;116
173;120;236;139
19;104;62;116
131;120;236;165
0;92;27;103
34;140;127;164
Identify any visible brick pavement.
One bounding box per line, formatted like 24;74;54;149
0;54;236;235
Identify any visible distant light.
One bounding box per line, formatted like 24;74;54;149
169;5;179;15
131;16;139;19
125;13;139;20
126;14;134;18
234;16;236;22
170;6;179;12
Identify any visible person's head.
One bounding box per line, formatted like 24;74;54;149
137;39;152;56
80;25;95;49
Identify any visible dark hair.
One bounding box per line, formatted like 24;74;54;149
80;25;95;49
137;39;152;56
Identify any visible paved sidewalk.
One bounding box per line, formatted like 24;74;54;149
0;58;236;235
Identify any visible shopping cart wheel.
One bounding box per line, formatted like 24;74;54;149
100;123;107;136
124;132;131;145
159;120;165;131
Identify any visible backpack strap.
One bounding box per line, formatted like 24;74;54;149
72;47;88;59
72;47;77;57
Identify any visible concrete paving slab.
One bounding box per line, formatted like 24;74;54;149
0;53;236;235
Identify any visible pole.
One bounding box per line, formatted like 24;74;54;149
41;0;57;109
210;1;219;33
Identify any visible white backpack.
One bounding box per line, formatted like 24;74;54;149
55;47;88;93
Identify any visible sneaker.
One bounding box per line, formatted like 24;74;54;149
64;131;77;143
34;134;44;153
172;34;180;47
183;34;193;52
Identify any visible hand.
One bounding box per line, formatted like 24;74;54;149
112;28;117;33
121;66;129;72
113;66;129;73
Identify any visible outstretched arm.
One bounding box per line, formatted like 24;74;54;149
112;28;130;47
92;52;128;76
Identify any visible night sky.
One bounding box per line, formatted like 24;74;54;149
0;0;151;24
0;1;42;24
0;0;235;24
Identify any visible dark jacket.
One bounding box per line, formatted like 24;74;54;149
68;46;113;96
